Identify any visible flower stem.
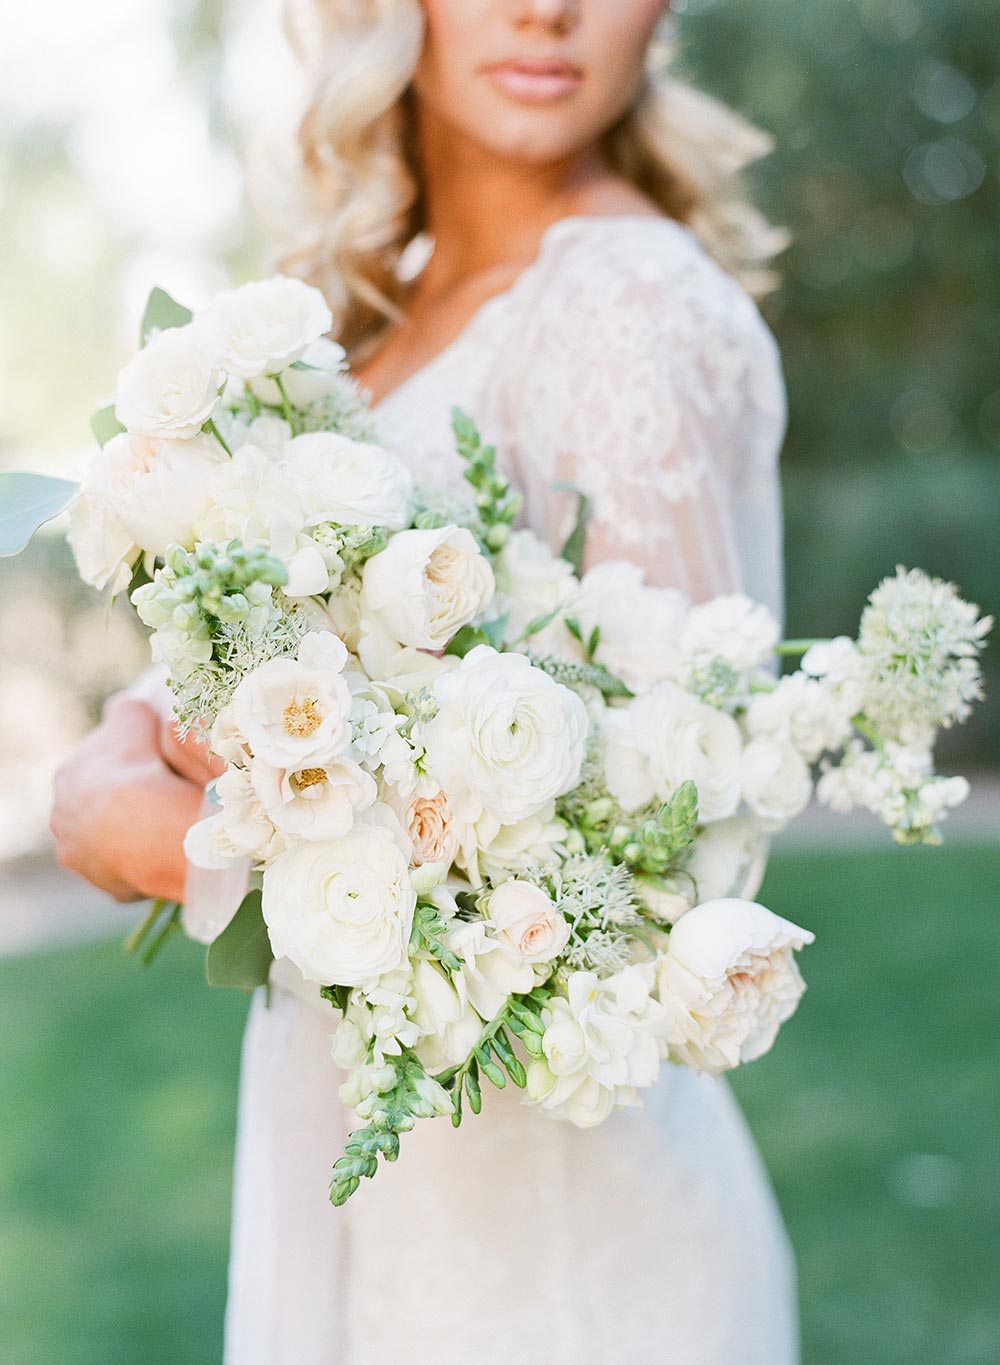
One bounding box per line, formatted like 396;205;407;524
775;638;827;657
204;418;233;456
273;374;299;436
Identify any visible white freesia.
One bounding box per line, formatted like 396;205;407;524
422;646;588;825
224;632;353;769
361;525;494;651
282;431;413;531
197;274;332;380
656;898;814;1076
98;431;224;558
115;324;223;438
250;336;347;406
739;737;813;830
487;879;570;965
410;958;483;1073
604;681;743;821
446;919;536;1021
571;561;688;691
261;804;416;985
251;753;376;841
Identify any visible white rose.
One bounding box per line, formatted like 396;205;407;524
677;594;780;673
571;561;689;691
361;525;494;651
115;324;223;438
422;645;589;825
603;681;743;822
282;431;413;531
197;274;333;380
67;458;138;593
251;753;376;841
225;631;353;769
656;897;814;1076
261;804;416;985
487;879;570;965
494;529;578;645
98;431;224;558
250;336;347;407
739;736;813;830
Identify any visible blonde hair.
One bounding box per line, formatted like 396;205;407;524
264;0;789;358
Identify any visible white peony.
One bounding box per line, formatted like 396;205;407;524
249;335;347;407
224;632;353;769
571;561;689;691
251;753;376;841
739;737;813;831
200;443;309;562
261;804;416;986
676;594;780;673
282;431;413;531
603;681;743;821
486;879;570;965
361;525;494;652
422;646;589;825
115;324;223;438
656;897;814;1076
99;431;224;557
197;274;332;380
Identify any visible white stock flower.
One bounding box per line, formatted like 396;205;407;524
115;324;223;438
98;431;224;558
250;336;347;407
571;561;689;691
261;804;416;986
487;879;570;965
746;672;853;762
197;274;333;380
816;738;969;843
494;529;578;645
251;753;376;841
225;631;353;769
282;431;413;531
739;737;813;831
656;897;814;1076
603;681;743;822
422;646;588;825
801;637;868;719
361;525;494;651
677;594;780;673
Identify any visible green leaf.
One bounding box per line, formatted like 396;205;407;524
90;404;126;447
445;624;489;658
555;482;590;575
0;473;79;557
204;889;274;992
140;286;193;344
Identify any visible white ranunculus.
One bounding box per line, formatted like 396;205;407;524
487;879;570;965
251;753;376;841
494;529;579;646
200;443;308;561
197;274;333;381
472;805;566;886
225;631;353;769
98;431;224;557
422;646;589;825
115;324;223;438
746;672;853;763
603;681;743;822
261;804;416;986
67;459;138;593
676;594;780;673
571;561;689;691
183;765;283;868
250;336;347;407
739;736;813;830
282;431;413;531
656;897;814;1076
445;919;536;1021
361;525;495;651
410;958;483;1073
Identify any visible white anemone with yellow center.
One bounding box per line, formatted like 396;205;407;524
250;753;377;842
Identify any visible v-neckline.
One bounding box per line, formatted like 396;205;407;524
367;212;675;416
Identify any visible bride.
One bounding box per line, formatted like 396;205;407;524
51;1;799;1360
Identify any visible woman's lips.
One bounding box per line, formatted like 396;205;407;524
483;59;584;104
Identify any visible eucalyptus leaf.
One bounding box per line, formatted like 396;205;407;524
205;889;273;992
140;286;193;344
0;473;79;557
90;404;125;447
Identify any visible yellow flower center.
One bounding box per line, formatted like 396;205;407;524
283;696;323;738
294;766;328;792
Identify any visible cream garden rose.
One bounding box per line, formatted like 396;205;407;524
486;879;570;965
361;525;495;652
421;646;589;825
115;324;223;438
99;431;224;558
656;897;814;1076
197;274;333;380
261;804;416;986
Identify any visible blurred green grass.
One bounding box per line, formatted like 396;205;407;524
1;844;998;1365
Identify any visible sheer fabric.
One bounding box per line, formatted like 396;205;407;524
223;214;798;1364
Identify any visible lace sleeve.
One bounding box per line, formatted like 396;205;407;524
491;218;787;607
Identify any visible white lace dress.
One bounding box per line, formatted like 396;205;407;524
222;214;798;1365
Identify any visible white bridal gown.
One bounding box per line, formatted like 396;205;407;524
222;214;798;1365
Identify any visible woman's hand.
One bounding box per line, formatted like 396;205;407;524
50;695;207;903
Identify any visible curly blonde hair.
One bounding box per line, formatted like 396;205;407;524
262;0;788;358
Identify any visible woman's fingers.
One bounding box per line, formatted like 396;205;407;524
160;717;226;786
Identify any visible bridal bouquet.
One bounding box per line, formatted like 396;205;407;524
4;276;990;1205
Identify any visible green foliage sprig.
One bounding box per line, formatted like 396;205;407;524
451;407;523;553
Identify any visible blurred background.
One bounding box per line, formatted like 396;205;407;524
1;1;997;1362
